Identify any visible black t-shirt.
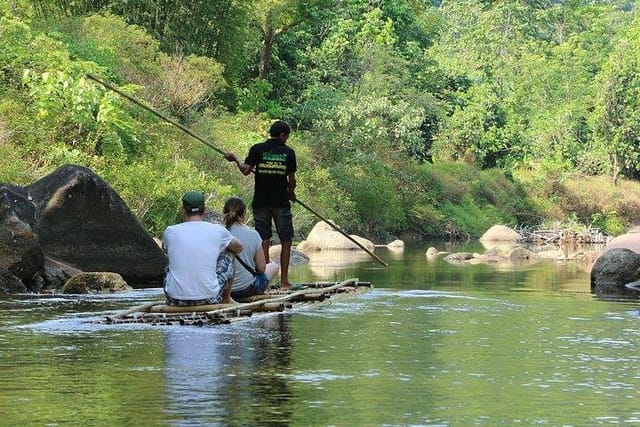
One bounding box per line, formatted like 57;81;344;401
245;139;297;209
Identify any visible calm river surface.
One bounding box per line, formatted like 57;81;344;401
1;243;640;426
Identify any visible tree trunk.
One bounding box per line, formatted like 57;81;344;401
611;152;619;186
259;27;275;80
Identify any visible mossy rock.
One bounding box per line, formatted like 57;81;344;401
63;272;132;294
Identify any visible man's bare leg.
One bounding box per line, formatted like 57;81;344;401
221;279;236;304
280;240;292;289
262;239;270;264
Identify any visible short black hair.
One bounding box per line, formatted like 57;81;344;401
269;120;291;137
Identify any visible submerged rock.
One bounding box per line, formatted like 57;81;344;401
269;244;309;266
387;239;405;249
508;247;537;262
425;247;439;260
444;252;474;263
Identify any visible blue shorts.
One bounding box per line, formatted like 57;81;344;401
231;273;269;299
253;207;294;242
215;252;235;285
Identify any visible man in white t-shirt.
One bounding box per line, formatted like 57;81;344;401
162;191;243;306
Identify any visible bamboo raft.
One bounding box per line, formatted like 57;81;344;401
96;278;371;326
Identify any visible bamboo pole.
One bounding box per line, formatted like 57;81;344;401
205;278;358;317
85;74;388;268
85;74;226;156
108;301;162;320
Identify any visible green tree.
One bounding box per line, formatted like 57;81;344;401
590;21;640;184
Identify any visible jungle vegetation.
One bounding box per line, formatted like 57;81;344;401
1;0;640;242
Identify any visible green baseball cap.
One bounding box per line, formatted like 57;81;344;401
182;191;205;213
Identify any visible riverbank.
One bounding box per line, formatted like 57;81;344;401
380;165;640;244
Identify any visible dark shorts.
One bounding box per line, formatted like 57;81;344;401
231;273;269;299
165;293;221;307
253;207;294;242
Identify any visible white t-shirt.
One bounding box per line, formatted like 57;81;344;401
229;223;263;292
163;221;233;300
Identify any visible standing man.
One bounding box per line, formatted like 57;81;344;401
163;190;243;305
225;120;297;289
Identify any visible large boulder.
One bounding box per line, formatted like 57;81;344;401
479;224;521;242
26;165;167;284
0;267;27;293
297;221;375;252
0;202;45;288
603;231;640;254
0;184;36;226
590;248;640;294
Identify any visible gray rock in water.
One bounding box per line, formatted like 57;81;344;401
444;252;474;263
63;272;132;293
269;244;309;266
0;184;36;226
0;202;44;288
297;221;375;252
508;247;537;262
26;164;167;284
590;248;640;294
41;257;83;291
0;267;27;293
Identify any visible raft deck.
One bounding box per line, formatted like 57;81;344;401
97;278;371;326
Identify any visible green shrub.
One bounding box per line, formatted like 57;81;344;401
591;211;625;236
99;150;235;237
333;162;406;238
443;196;514;238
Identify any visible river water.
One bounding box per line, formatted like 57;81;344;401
1;243;639;426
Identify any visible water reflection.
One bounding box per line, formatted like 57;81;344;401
163;315;294;425
383;246;405;260
304;250;376;279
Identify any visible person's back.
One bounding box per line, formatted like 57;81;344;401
163;221;231;300
248;138;296;210
223;196;279;299
224;121;297;289
163;191;243;306
228;222;263;292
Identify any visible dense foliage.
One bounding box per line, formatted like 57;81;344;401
1;0;640;240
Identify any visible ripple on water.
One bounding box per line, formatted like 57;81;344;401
279;370;353;385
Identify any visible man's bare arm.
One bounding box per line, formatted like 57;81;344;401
227;237;244;254
225;153;253;176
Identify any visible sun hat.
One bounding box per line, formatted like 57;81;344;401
182;191;205;213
